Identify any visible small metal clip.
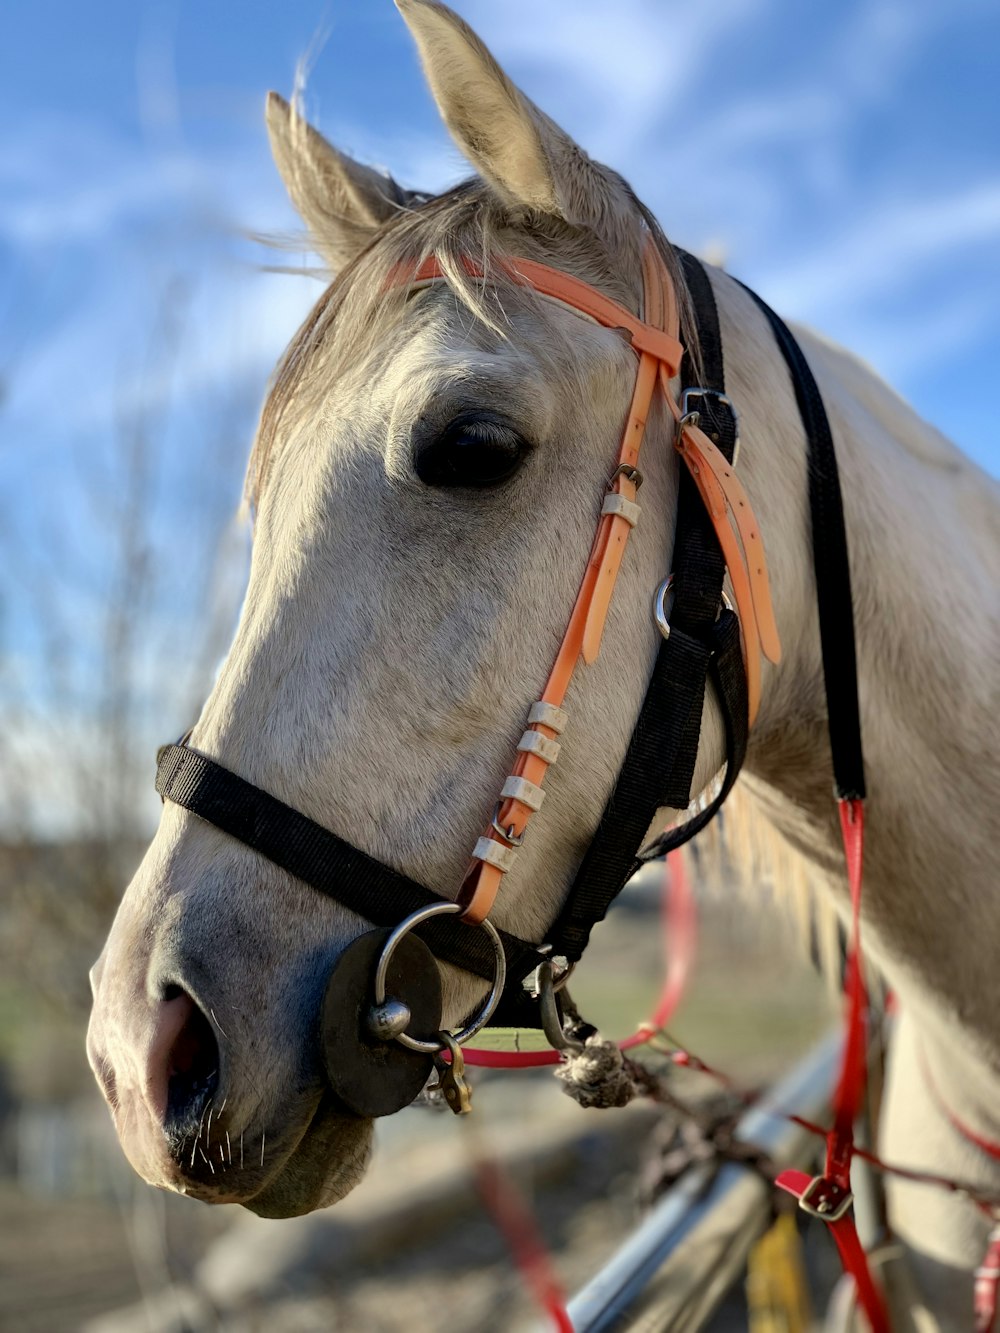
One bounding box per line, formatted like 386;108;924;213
536;960;585;1054
433;1032;473;1115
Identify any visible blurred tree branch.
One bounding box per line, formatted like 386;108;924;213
0;276;253;1018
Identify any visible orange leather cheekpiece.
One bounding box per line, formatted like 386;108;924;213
388;245;780;926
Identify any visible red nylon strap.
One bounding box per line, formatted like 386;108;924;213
975;1227;1000;1332
777;798;889;1332
827;797;869;1183
775;1169;888;1332
472;1154;572;1331
919;1044;1000;1163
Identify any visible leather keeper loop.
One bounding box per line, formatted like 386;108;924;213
516;730;561;764
601;493;641;527
473;836;517;873
500;776;546;811
527;701;569;734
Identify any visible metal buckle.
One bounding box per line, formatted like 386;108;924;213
797;1174;854;1223
609;463;643;490
490;802;525;847
680;387;740;464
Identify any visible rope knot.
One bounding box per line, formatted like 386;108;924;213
554;1035;637;1109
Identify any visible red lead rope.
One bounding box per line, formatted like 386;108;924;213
467;812;1000;1330
775;798;890;1333
471;1154;573;1332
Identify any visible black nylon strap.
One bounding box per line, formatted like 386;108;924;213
540;254;746;965
155;744;546;986
655;251;738;805
738;286;865;800
546;609;747;963
638;608;748;862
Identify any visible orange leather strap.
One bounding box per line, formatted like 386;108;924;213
387;244;779;926
406;255;684;376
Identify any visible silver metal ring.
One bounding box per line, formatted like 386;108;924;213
654;574;733;640
373;901;507;1053
653;574;675;640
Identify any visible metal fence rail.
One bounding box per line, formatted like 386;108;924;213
562;1031;842;1332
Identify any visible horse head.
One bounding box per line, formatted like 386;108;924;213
86;0;732;1218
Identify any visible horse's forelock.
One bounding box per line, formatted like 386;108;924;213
247;177;697;511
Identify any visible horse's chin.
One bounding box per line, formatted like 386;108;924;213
243;1104;375;1219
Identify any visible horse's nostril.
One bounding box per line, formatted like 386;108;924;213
163;991;220;1139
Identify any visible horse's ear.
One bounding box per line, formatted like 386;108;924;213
396;0;608;228
265;91;415;271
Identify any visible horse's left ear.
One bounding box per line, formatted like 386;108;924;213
266;91;417;271
396;0;614;231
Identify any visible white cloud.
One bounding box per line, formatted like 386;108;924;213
757;181;1000;318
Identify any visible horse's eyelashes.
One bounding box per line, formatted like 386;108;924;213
414;412;530;489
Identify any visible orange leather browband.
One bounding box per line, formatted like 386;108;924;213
389;244;780;925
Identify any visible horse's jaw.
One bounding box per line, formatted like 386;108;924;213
236;1097;374;1218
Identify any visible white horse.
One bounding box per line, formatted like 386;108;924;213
87;2;999;1326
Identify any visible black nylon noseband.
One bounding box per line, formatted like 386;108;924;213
155;743;546;986
155;253;862;1023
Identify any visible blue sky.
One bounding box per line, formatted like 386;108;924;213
1;0;998;831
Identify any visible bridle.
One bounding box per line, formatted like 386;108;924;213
156;236;779;1055
156;229;906;1327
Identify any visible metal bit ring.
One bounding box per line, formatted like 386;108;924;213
372;901;507;1054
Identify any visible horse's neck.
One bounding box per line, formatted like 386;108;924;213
710;270;1000;1071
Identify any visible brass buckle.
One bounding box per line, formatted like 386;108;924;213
797;1174;854;1223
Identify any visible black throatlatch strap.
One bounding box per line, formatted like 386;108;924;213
658;250;740;808
542;252;748;965
739;285;865;801
155;744;547;986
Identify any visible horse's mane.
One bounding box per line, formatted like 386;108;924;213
248;178;698;509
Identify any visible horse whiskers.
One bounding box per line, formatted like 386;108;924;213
225;1130;232;1166
209;1007;230;1040
260;1131;266;1169
239;1130;244;1170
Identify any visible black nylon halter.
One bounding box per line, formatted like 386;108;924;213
156;251;862;1024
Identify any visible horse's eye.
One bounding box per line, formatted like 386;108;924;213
415;413;529;488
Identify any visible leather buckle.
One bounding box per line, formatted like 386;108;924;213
797;1174;854;1223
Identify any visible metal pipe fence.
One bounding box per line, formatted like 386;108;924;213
561;1031;842;1332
